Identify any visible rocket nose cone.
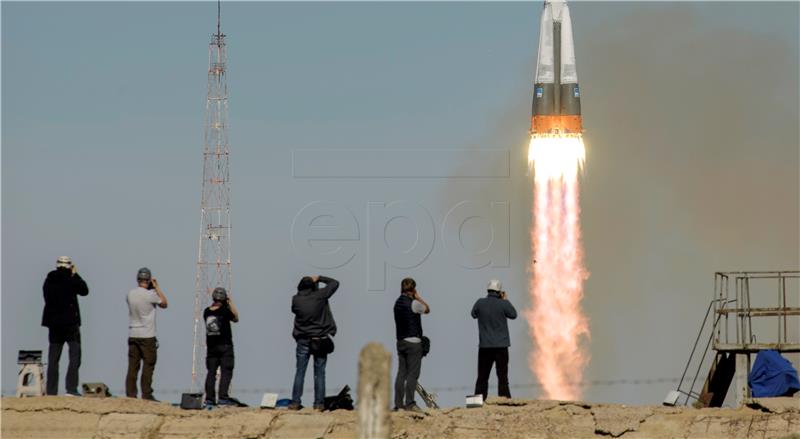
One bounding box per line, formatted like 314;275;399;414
546;0;568;21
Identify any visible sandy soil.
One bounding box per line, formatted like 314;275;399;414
1;395;798;438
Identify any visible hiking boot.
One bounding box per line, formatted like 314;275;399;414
313;404;325;411
65;391;81;397
204;399;217;407
287;402;303;411
142;395;160;403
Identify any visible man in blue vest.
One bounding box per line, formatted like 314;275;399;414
393;277;430;412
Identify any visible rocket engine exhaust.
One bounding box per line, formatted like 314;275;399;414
525;0;590;401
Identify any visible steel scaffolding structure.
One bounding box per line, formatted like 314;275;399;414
713;271;800;353
191;5;231;389
675;271;799;407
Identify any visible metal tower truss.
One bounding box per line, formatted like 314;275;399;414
192;28;232;389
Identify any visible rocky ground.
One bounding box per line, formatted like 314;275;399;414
1;395;798;438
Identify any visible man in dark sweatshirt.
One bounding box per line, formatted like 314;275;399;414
471;279;517;402
41;256;89;396
290;275;339;410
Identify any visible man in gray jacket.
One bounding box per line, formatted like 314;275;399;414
471;279;517;402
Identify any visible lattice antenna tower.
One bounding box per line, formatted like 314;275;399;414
192;0;231;389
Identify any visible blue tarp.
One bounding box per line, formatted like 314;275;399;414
748;350;800;398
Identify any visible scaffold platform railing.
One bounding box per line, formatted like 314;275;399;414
713;271;800;353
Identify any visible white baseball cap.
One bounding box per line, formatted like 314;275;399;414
56;256;73;269
487;279;502;292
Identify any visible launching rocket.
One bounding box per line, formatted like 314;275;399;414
526;0;589;402
531;0;582;135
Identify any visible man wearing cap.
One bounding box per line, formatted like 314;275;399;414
203;287;243;406
471;279;517;402
125;267;168;401
41;256;89;396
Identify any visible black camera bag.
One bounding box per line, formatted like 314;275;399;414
421;336;431;357
310;336;335;355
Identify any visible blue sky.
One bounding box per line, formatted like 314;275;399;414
3;2;798;407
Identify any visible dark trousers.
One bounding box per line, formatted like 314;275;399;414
395;340;423;408
292;339;327;407
205;344;235;401
474;347;510;402
46;327;81;395
126;337;158;398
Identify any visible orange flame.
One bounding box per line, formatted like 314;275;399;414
525;134;590;400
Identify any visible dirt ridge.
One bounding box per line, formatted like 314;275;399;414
2;396;798;438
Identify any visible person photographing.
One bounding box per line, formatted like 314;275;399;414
393;277;431;412
471;279;517;403
290;275;340;410
41;256;89;396
125;267;167;401
203;287;244;406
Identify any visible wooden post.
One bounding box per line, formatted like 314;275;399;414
358;343;391;439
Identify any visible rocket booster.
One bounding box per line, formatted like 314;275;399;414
531;0;582;135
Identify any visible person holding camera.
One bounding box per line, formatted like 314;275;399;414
203;287;243;407
393;277;431;412
290;275;339;410
125;267;168;401
471;279;517;403
41;256;89;396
